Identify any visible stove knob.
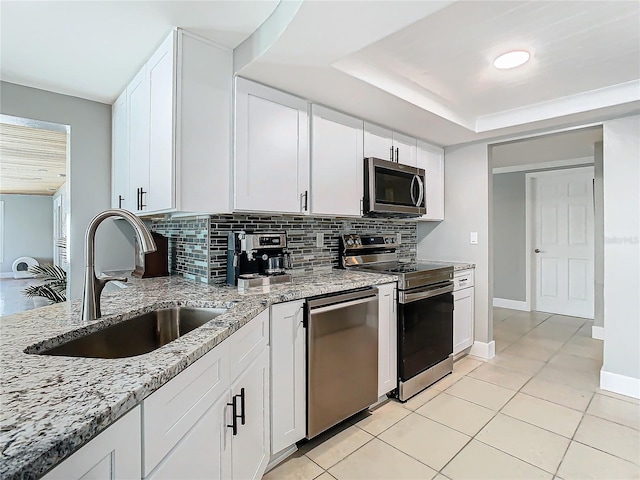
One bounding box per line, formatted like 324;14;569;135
355;238;361;245
346;238;354;246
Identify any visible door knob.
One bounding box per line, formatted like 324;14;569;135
535;249;542;253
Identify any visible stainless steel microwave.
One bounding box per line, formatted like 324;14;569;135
363;157;426;218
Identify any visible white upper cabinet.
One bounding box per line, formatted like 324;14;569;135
113;28;232;215
111;90;129;210
393;132;417;167
147;32;175;213
311;106;364;216
127;66;150;214
235;78;310;214
417;141;445;221
364;123;417;166
364;123;394;162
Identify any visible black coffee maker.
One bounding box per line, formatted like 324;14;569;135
226;231;292;286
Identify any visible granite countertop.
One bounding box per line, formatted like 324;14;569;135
419;260;476;271
0;269;396;480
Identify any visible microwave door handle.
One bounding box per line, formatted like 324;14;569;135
410;175;417;205
416;175;424;207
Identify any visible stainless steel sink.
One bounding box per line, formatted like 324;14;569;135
41;307;228;359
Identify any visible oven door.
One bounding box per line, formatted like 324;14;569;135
397;282;454;381
363;157;426;217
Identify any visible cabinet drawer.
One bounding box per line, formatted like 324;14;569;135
228;308;270;380
143;341;230;476
454;269;474;291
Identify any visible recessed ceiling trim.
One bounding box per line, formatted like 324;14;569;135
493;156;594;174
333;57;476;130
476;80;640;132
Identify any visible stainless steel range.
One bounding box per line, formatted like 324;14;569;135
340;233;454;401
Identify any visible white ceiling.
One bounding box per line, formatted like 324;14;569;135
239;0;640;145
0;1;279;104
0;0;638;146
490;126;603;168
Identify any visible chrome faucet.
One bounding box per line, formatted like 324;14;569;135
82;209;156;322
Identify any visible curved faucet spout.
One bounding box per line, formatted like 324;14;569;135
82;209;157;322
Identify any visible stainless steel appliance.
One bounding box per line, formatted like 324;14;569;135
226;231;292;288
305;288;379;439
363;157;426;218
340;233;454;401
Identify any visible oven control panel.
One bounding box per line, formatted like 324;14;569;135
340;234;398;250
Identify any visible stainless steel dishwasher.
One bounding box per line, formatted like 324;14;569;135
305;287;379;439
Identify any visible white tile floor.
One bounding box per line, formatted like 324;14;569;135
263;308;640;480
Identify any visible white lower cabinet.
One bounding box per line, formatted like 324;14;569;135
144;309;270;480
453;269;475;354
43;407;141;480
270;300;306;454
377;283;398;397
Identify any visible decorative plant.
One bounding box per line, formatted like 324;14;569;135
22;264;67;304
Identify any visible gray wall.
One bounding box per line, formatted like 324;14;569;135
492;172;527;301
0;194;53;273
0;82;135;299
418;143;493;349
602;115;640;391
594;142;604;329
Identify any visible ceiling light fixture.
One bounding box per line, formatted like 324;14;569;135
493;50;530;70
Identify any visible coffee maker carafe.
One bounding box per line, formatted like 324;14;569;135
226;231;292;286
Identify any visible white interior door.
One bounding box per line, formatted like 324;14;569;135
532;168;594;318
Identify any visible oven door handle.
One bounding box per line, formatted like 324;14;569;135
399;283;453;304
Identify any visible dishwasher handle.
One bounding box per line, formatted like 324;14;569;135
309;295;377;315
307;288;377;310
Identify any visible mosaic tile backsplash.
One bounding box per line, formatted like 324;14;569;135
151;214;417;284
150;216;210;283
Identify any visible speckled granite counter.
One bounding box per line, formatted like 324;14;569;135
418;260;476;271
0;269;396;480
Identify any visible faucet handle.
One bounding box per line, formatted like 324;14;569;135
98;275;128;286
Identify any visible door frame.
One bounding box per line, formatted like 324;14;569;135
525;166;595;315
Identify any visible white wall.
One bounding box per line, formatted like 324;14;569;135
418;143;494;355
601;115;640;398
0;82;135;299
0;194;53;274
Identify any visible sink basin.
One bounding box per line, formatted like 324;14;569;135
41;307;228;359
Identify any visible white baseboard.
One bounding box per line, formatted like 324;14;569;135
592;326;605;340
493;298;529;311
600;370;640;400
470;341;496;360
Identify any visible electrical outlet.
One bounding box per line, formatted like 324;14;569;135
316;232;324;248
470;232;478;245
396;233;402;245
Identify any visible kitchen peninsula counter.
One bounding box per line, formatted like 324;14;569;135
0;269;396;480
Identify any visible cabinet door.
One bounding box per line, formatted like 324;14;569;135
147;31;176;212
417;142;445;221
235;78;309;213
231;348;270;480
270;300;306;453
377;283;397;397
112;91;129;210
453;287;474;354
311;106;363;216
127;67;150;214
392;132;417;167
43;407;141;480
364;123;394;161
146;392;231;480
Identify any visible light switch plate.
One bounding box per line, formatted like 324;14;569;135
396;233;402;245
316;232;324;248
470;232;478;245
